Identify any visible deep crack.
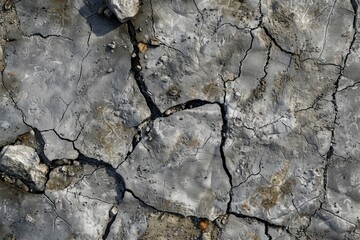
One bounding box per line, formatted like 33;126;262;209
229;212;287;229
323;0;358;201
34;128;51;166
217;87;233;213
102;206;118;240
127;20;161;119
264;223;273;240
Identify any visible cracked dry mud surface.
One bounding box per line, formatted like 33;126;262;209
1;0;360;239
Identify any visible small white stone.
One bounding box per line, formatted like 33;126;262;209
150;39;161;46
0;121;10;129
61;165;68;172
135;134;141;142
26;214;36;223
110;206;118;216
221;216;228;225
160;55;169;63
107;43;116;49
164;109;173;116
202;232;211;240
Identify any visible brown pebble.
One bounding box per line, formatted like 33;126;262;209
198;219;209;231
138;42;148;53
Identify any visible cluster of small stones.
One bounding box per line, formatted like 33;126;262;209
1;0;360;239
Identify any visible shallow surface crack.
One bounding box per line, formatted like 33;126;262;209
229;212;287;230
24;33;75;45
318;0;338;59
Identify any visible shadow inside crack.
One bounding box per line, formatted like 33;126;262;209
76;153;126;204
105;167;126;204
79;0;122;37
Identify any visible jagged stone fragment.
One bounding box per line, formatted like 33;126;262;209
105;0;140;22
14;130;37;149
0;145;48;191
46;164;83;191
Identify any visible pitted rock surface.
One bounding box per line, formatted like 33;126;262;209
118;104;230;220
1;0;360;239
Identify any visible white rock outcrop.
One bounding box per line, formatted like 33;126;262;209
105;0;140;22
0;145;48;191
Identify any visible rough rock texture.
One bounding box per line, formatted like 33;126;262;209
44;165;124;239
106;0;140;23
1;0;360;239
108;191;220;240
118;104;230;220
106;192;148;239
42;130;79;161
0;164;122;240
218;215;266;239
0;82;30;147
3;0;150;168
0;181;68;240
0;145;48;192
